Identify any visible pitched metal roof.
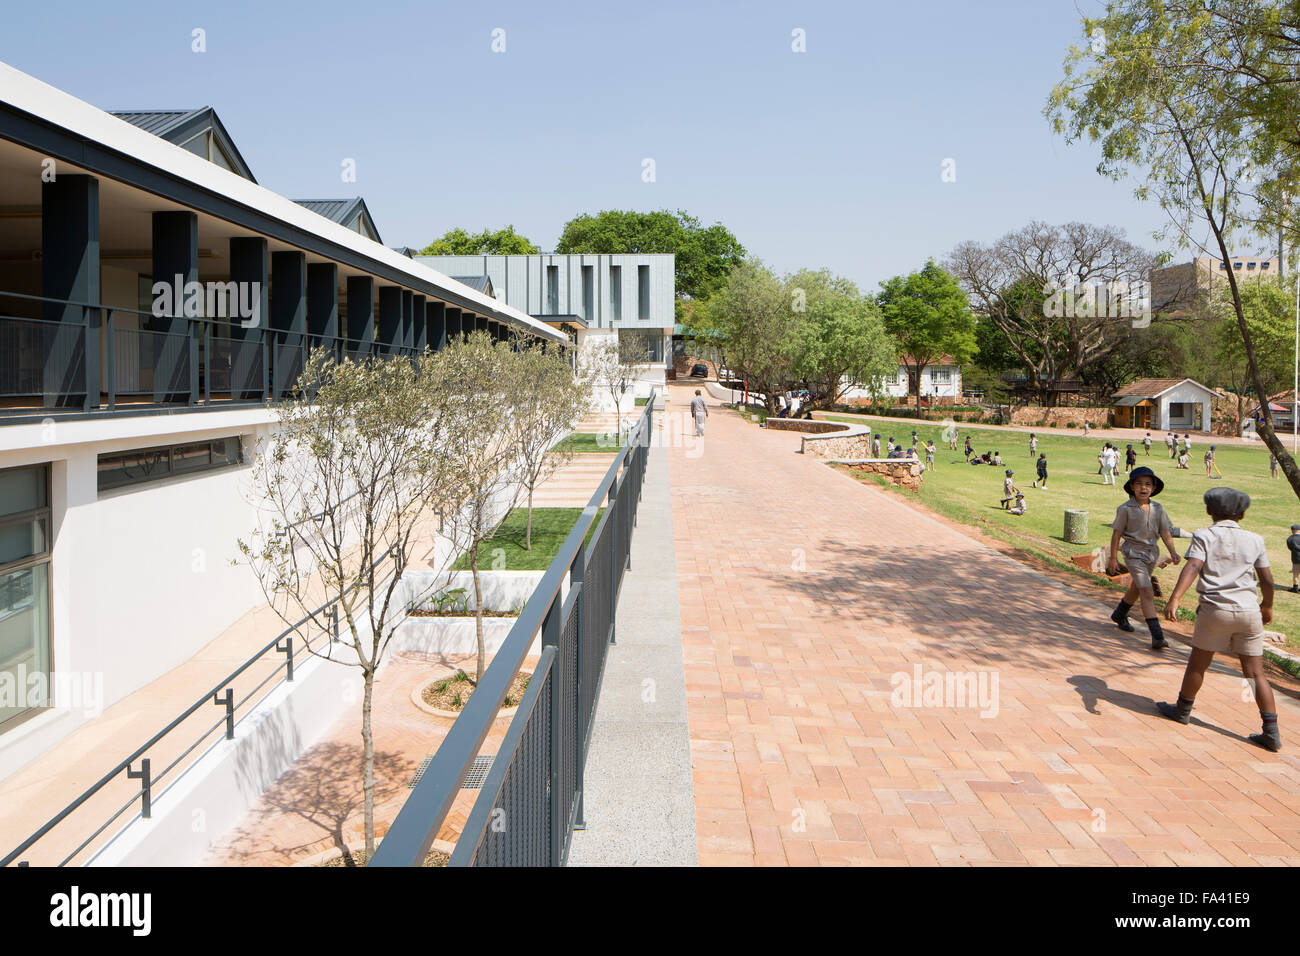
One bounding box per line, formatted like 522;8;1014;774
110;109;199;137
293;198;381;244
1112;377;1215;399
451;274;494;296
110;107;257;182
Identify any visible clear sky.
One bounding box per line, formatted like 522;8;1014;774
1;0;1257;291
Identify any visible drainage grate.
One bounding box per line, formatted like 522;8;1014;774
408;756;433;789
461;755;494;790
407;754;495;790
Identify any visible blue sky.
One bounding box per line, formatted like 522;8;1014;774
1;0;1248;291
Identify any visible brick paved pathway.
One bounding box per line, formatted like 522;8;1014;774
668;385;1300;866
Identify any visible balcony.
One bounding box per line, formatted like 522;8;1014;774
0;290;430;423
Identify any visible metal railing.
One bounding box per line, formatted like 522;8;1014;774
0;290;430;418
370;391;654;867
0;555;397;868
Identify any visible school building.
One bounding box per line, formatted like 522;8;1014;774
0;58;566;779
418;253;676;409
1110;377;1217;432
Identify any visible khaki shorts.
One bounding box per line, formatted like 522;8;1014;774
1191;605;1265;656
1124;554;1156;590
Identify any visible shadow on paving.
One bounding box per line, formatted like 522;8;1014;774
758;537;1264;725
217;742;415;865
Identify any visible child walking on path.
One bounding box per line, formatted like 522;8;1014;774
1108;466;1183;649
1159;487;1281;752
1033;452;1048;488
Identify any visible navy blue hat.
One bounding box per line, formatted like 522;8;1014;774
1123;466;1164;497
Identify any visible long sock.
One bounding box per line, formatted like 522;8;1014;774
1146;617;1168;648
1250;712;1282;752
1111;600;1135;631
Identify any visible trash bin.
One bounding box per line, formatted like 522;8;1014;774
1064;509;1089;544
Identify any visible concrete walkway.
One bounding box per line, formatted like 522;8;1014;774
669;384;1300;866
566;446;698;865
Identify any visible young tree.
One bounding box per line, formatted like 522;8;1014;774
581;336;646;430
429;331;526;685
876;261;978;414
506;342;589;550
1047;0;1300;496
240;348;455;859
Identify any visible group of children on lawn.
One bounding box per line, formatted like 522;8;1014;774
962;427;1283;752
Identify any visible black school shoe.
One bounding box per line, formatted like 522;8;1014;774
1110;601;1136;632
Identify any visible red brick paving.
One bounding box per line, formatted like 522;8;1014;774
667;385;1300;867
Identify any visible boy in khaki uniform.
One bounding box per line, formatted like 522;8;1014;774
1107;466;1182;649
1159;487;1280;752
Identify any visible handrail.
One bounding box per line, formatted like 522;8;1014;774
0;548;398;867
369;389;655;867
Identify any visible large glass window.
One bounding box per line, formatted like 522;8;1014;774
609;266;622;323
0;464;51;730
97;436;243;492
637;265;651;319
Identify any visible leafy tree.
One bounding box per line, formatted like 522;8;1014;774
1206;277;1294;422
947;223;1157;404
429;332;527;685
556;209;746;312
694;260;796;413
421;225;539;255
507;341;590;550
581;336;649;433
876;261;978;414
1047;0;1300;495
240;348;457;858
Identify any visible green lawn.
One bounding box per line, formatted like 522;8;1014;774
826;415;1300;650
453;506;606;571
550;432;619;454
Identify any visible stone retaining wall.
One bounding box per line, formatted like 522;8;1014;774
832;459;923;492
767;419;843;434
802;433;874;458
1007;406;1112;427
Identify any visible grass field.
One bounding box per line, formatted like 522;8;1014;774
550;432;619;454
826;415;1300;651
452;506;605;571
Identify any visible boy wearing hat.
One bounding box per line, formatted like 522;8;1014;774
925;440;936;469
1286;524;1300;592
1107;466;1183;649
1001;469;1019;508
1159;487;1280;752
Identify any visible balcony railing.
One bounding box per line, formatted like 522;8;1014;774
0;290;426;420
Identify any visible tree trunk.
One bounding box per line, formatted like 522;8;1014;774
914;363;926;415
471;546;485;683
525;487;534;551
361;668;375;859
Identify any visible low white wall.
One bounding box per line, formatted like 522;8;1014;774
404;570;544;614
392;617;535;658
86;648;361;867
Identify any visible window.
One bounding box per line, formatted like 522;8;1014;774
546;266;559;314
609;266;622;322
1219;262;1227;270
618;329;663;363
931;369;951;383
0;464;51;731
1234;262;1243;269
1248;261;1257;270
582;266;594;321
98;436;243;492
637;265;650;319
1262;261;1271;269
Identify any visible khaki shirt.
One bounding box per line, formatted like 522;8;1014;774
1185;520;1270;612
1113;498;1173;563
